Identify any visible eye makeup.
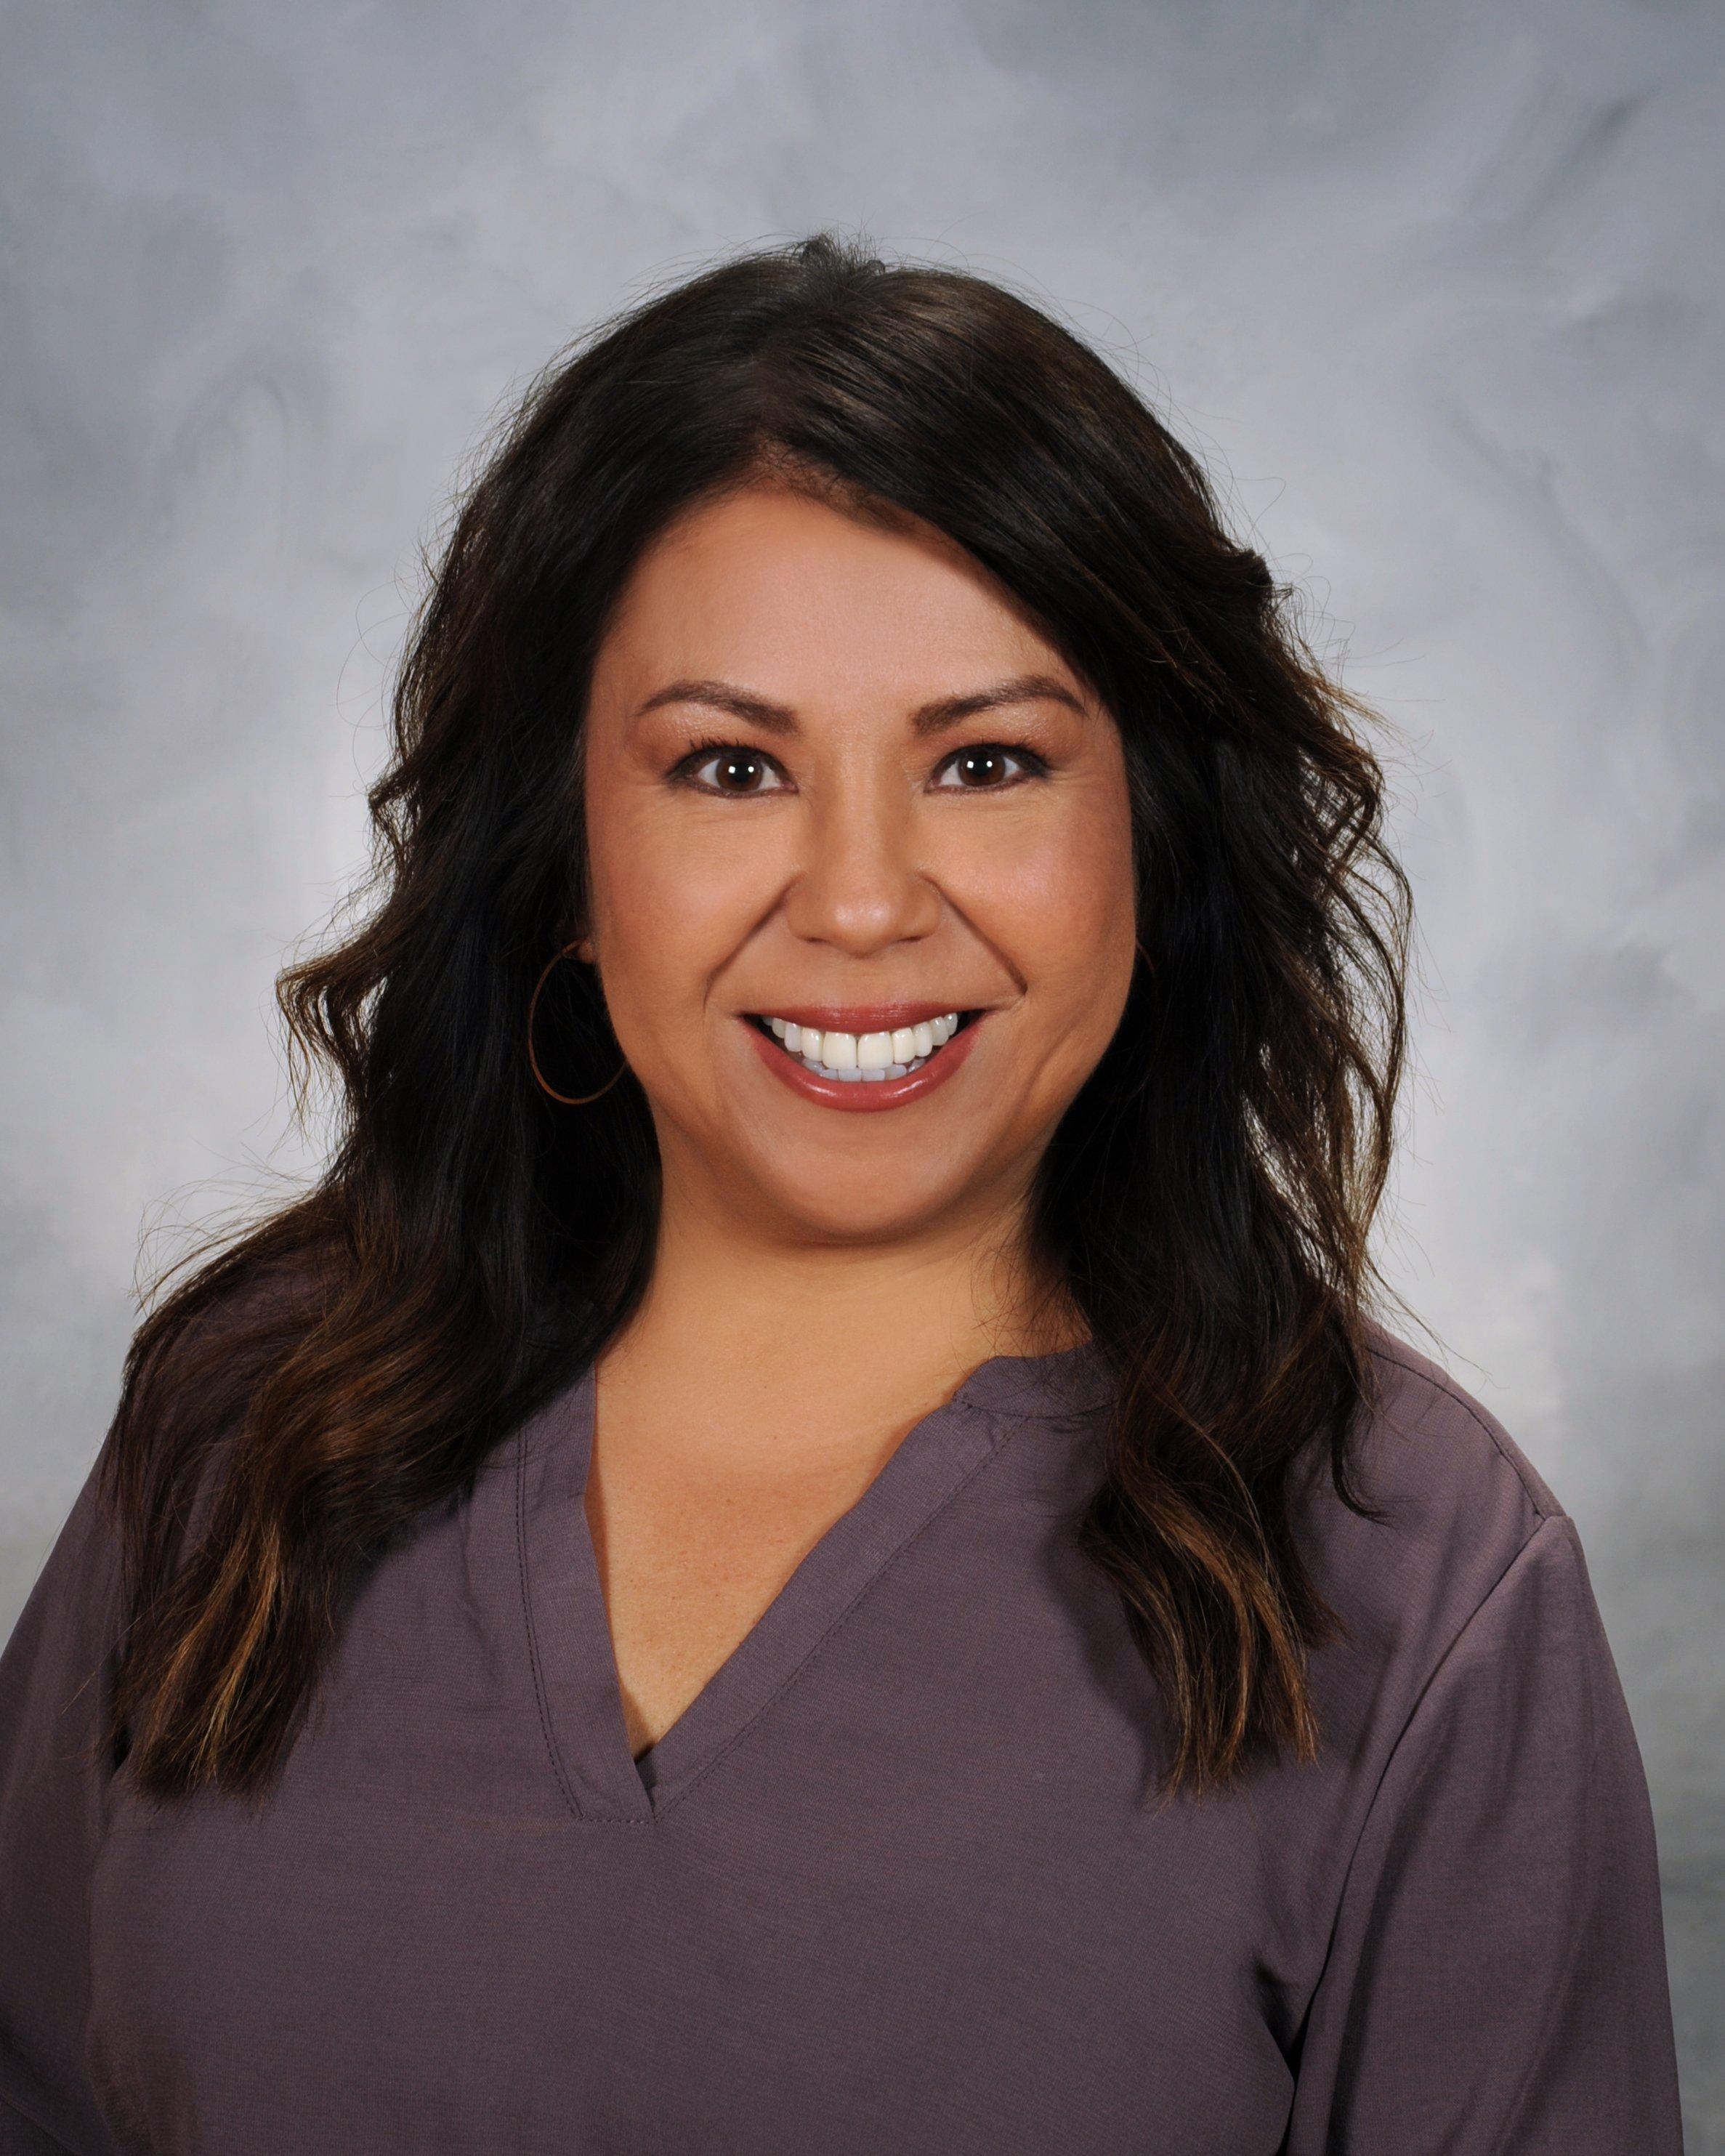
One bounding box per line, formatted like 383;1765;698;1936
668;736;1054;796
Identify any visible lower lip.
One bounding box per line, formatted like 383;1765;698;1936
741;1014;987;1113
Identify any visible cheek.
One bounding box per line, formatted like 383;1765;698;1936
959;799;1136;1026
585;789;772;1017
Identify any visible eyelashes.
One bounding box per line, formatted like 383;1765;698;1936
670;737;1053;797
937;743;1053;790
671;738;783;795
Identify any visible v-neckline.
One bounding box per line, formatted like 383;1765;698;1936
513;1340;1114;1824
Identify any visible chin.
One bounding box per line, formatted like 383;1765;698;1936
743;1155;990;1245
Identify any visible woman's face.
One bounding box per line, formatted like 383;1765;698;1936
579;481;1137;1248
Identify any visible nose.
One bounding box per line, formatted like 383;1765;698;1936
779;771;943;956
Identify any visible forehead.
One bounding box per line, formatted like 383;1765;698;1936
591;483;1077;710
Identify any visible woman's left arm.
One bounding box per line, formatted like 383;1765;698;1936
0;1448;126;2156
1286;1514;1684;2154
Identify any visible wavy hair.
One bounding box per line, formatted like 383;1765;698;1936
100;231;1413;1802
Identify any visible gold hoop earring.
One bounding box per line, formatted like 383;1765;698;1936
526;941;628;1105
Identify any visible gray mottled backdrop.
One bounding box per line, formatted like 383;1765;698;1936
3;0;1720;2134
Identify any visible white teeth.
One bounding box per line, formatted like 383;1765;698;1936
754;1010;966;1082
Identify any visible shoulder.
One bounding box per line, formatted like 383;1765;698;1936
1296;1319;1576;1701
1354;1317;1563;1530
132;1241;332;1424
97;1242;336;1559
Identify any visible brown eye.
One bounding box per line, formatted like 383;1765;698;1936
932;745;1046;791
679;745;787;796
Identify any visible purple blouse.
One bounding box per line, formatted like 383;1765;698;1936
0;1325;1684;2152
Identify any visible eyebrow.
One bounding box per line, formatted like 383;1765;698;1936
632;673;1088;738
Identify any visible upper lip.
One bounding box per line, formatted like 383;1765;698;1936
743;1002;977;1030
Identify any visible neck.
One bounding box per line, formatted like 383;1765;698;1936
601;1174;1086;1416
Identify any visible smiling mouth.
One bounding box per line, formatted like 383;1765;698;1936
744;1010;982;1083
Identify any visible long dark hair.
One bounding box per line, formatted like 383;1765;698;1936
100;231;1413;1803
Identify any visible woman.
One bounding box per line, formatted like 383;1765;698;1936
0;233;1683;2153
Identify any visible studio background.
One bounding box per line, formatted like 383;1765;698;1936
3;0;1719;2138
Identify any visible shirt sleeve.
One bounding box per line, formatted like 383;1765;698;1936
0;1450;126;2155
1285;1512;1684;2153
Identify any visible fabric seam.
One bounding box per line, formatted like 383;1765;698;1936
1368;1347;1556;1524
647;1408;1030;1822
0;2086;77;2152
1292;1511;1564;2035
514;1421;591;1826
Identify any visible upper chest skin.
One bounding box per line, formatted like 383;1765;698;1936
582;1371;941;1756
